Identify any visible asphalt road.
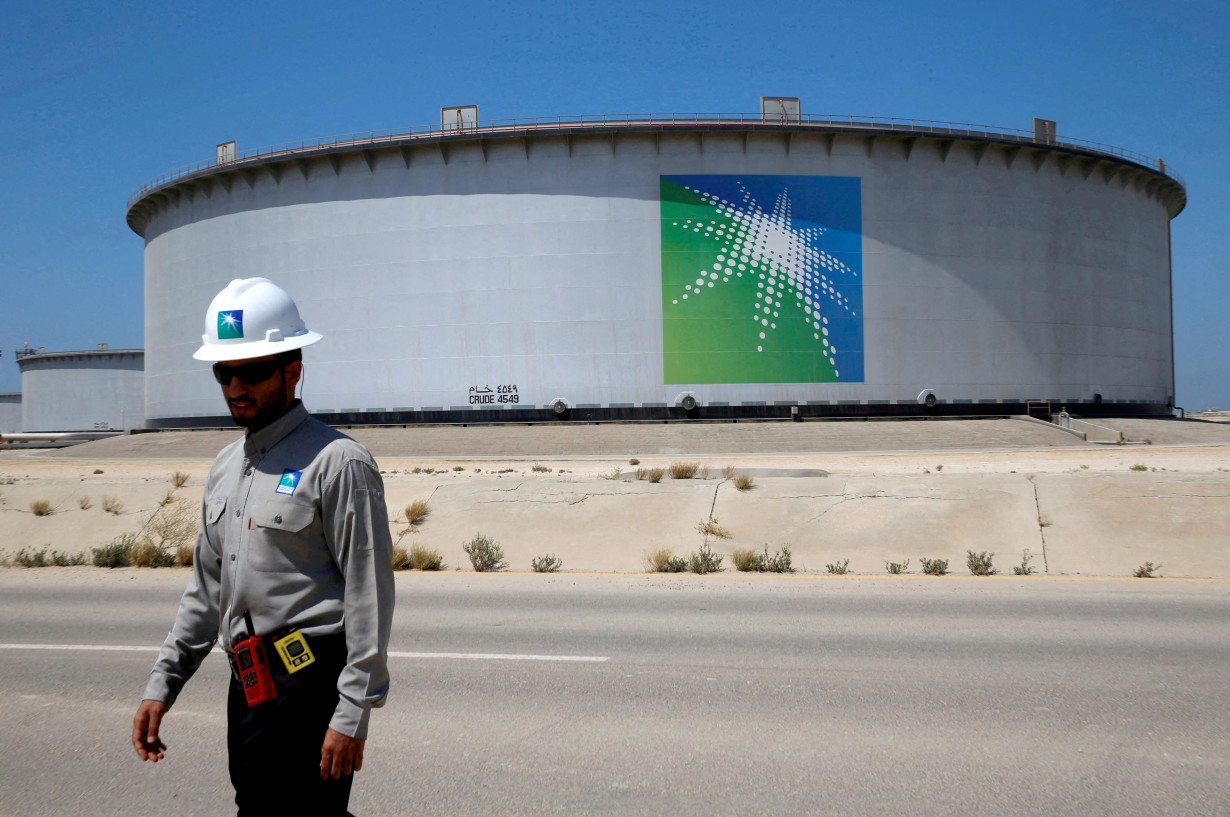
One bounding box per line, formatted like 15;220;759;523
1;571;1228;816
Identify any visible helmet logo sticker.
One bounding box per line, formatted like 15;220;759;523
276;469;302;496
217;310;244;340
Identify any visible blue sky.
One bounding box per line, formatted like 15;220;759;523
3;0;1227;408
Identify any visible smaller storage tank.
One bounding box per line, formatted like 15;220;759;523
17;346;144;432
0;393;21;433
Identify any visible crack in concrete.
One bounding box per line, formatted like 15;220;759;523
1089;493;1230;500
1032;480;1050;574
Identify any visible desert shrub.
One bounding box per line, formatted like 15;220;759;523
644;548;688;573
411;467;423;474
646;467;665;484
143;502;196;554
92;469;103;475
409;543;444;571
966;550;997;576
825;559;851;575
15;548;48;567
391;546;412;570
131;540;176;568
688;544;724;574
532;464;551;473
531;553;563;573
885;559;910;575
1133;561;1162;578
93;533;136;568
628;458;640;466
101;495;124;515
920;557;949;576
734;544;793;573
78;495;93;510
696;517;731;539
30;499;53;516
734;473;755;491
1013;549;1036;575
405;499;430;526
1129;464;1148;472
171;471;189;488
935;464;943;472
700;465;711;480
14;547;84;567
463;533;507;572
669;461;700;480
176;543;194;567
722;464;737;480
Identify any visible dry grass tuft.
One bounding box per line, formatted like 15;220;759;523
171;471;189;489
731;547;760;572
645;467;665;483
78;495;93;510
734;473;755;491
696;517;732;539
30;499;53;516
101;496;124;515
409;543;444;570
668;461;700;480
644;548;674;572
722;464;738;480
405;499;431;526
131;541;176;568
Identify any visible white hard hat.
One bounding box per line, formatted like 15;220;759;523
193;278;323;362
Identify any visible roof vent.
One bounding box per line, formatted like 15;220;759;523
441;105;478;133
761;97;800;124
1032;118;1057;145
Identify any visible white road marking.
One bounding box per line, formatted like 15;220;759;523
387;651;608;663
0;643;608;663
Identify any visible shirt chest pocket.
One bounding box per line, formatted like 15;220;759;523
206;496;227;525
248;499;327;573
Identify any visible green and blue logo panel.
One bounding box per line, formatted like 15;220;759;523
276;469;302;496
217;310;244;340
661;175;862;384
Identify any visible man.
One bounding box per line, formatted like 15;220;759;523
132;277;395;815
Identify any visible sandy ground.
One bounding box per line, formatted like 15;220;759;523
3;417;1228;578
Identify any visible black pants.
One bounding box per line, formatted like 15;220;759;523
227;633;355;816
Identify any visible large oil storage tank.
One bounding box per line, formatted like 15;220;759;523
127;105;1185;428
17;347;145;432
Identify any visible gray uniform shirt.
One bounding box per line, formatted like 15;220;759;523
143;402;394;738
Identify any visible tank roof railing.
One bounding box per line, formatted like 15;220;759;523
127;112;1184;209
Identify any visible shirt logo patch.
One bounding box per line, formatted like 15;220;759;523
217;310;244;340
276;470;302;495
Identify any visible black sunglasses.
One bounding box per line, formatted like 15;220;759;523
212;360;284;386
